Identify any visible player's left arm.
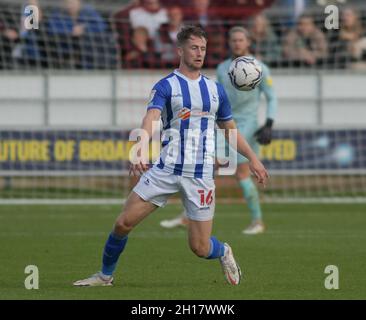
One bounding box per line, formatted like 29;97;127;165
216;83;268;186
254;64;278;145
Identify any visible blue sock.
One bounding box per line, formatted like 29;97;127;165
206;236;225;259
239;178;262;221
101;232;128;276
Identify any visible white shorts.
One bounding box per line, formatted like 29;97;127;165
133;166;215;221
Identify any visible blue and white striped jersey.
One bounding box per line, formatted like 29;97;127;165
147;69;232;178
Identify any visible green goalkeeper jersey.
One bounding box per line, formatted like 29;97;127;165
216;58;277;124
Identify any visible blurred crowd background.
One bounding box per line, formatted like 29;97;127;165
0;0;366;70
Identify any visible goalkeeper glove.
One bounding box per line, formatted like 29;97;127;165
254;119;273;145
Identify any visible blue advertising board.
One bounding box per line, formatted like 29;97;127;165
0;129;365;172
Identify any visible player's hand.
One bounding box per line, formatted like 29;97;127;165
254;119;273;145
249;159;269;187
129;139;150;176
129;161;149;176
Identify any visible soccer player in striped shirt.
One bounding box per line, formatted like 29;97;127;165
73;25;268;287
161;26;277;235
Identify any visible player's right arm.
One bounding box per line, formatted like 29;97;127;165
129;108;161;176
129;81;168;176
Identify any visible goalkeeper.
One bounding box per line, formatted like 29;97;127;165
160;26;277;235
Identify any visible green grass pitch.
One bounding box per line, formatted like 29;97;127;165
0;203;365;300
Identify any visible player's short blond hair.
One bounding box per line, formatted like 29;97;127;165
228;26;251;40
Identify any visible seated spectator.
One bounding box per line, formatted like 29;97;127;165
350;37;366;70
272;0;311;28
112;1;140;68
211;0;275;22
46;0;118;69
164;0;275;23
330;8;364;68
155;6;184;68
0;3;19;69
249;14;281;66
129;0;168;40
184;0;226;67
283;14;328;67
119;0;167;69
185;0;215;28
124;26;158;68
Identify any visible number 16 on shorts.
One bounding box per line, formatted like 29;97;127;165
198;189;214;207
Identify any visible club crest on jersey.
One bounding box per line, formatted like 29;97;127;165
178;107;191;120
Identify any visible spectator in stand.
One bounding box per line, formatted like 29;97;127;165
184;0;275;24
129;0;168;41
0;0;45;69
185;0;215;28
113;1;140;68
47;0;117;69
0;3;19;69
124;26;158;68
184;0;226;67
330;7;364;68
351;36;366;70
273;0;311;27
283;13;328;67
116;0;275;69
249;14;281;66
161;0;275;21
155;6;184;68
122;0;167;68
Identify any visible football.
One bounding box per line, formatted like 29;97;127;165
228;56;263;91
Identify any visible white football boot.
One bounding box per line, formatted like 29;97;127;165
219;243;242;285
73;272;113;287
160;216;188;229
242;221;265;235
